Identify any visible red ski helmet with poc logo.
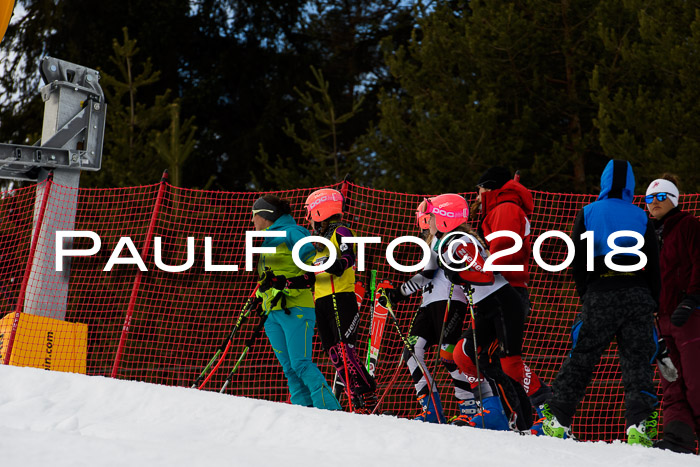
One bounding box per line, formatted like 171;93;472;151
305;188;344;222
425;194;469;233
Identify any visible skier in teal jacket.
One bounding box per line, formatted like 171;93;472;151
252;195;340;410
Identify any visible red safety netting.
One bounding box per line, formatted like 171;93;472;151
0;177;698;442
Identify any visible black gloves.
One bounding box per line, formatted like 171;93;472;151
258;267;287;292
250;296;265;317
325;258;345;277
259;268;317;293
671;295;700;327
384;287;407;307
655;336;678;382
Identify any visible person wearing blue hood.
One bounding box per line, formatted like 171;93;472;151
541;160;661;445
252;195;341;410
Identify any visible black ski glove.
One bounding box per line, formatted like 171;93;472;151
655;336;678;382
325;258;345;277
249;296;265;317
671;295;700;327
385;288;407;307
258;267;286;292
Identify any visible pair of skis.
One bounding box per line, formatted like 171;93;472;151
366;275;394;378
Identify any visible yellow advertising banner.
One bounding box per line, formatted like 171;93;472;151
0;313;87;374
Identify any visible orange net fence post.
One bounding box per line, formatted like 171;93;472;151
0;178;698;442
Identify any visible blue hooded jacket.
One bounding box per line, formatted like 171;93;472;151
571;160;660;300
584;160;648;258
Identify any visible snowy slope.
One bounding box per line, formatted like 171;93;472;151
0;365;694;467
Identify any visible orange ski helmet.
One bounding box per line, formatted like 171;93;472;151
425;193;469;233
304;188;343;222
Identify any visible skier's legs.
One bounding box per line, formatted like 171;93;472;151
404;336;436;395
279;306;341;410
437;301;474;401
316;293;376;405
615;288;658;427
548;290;620;426
454;304;531;430
264;311;313;407
491;286;549;400
405;307;437;395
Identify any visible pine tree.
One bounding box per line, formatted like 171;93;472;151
591;0;700;192
250;0;416;190
257;66;364;188
150;102;198;188
84;28;173;187
367;1;620;194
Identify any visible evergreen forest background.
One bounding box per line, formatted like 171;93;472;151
1;0;698;194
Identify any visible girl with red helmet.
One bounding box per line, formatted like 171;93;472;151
304;188;377;413
384;200;493;425
425;193;534;432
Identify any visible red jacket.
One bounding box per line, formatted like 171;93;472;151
480;179;534;288
657;209;700;317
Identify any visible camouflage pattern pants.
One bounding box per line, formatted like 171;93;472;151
548;287;658;428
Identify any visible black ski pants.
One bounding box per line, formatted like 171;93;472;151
548;287;658;428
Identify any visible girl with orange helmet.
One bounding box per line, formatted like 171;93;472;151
384;200;493;425
304;188;377;413
424;193;534;432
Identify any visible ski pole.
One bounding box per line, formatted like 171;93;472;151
378;288;443;423
333;280;366;398
331;276;355;412
192;285;260;389
432;284;454;390
371;352;404;415
466;287;485;428
219;309;269;393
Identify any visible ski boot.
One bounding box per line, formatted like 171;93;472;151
529;404;546;436
528;384;553;435
468;396;509;431
451;398;478;426
352;390;378;415
627;411;658;447
541;404;574;440
653;420;697;454
415;392;447;424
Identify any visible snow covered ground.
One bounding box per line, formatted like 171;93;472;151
0;365;695;467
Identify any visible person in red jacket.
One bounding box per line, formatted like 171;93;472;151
475;166;551;433
646;175;700;454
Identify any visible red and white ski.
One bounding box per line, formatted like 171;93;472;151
366;280;393;377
